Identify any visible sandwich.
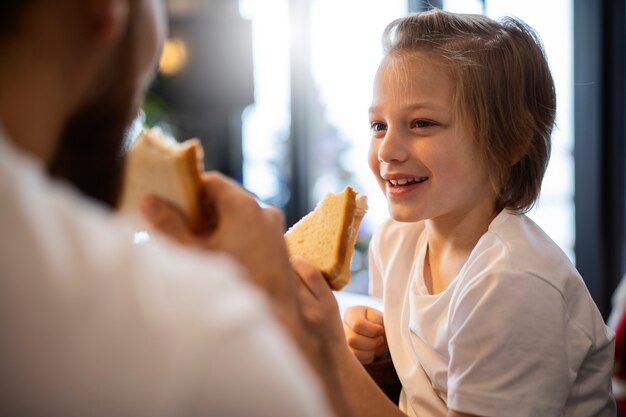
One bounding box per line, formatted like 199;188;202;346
118;127;204;230
119;128;367;291
284;186;368;290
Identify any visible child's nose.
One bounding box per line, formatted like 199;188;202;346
377;128;409;163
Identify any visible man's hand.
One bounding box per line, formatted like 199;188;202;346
141;172;296;309
343;306;387;364
291;256;346;346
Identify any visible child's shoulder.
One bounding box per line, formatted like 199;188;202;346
483;211;572;270
457;212;610;347
465;210;582;298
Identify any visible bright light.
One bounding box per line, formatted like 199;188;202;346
239;0;291;204
159;37;188;76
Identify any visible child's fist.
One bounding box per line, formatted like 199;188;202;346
342;306;388;364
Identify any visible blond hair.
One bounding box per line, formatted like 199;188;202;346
382;9;556;213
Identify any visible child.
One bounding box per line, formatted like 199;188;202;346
293;8;616;417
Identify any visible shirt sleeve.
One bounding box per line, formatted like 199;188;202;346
446;270;589;417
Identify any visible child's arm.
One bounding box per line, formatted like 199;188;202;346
294;256;489;417
343;306;388;364
292;256;407;417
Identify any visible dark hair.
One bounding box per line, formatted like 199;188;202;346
0;1;35;36
382;9;556;213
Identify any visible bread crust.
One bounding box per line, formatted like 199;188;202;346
118;128;204;230
284;186;367;290
329;195;367;289
325;187;356;284
175;139;204;228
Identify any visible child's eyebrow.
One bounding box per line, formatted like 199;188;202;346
368;102;447;115
402;102;447;112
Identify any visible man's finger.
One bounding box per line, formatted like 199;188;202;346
264;206;286;231
196;187;218;236
200;171;241;191
141;196;194;245
291;256;335;302
200;172;256;209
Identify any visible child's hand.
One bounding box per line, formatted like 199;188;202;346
343;306;388;364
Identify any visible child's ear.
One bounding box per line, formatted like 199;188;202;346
80;0;130;44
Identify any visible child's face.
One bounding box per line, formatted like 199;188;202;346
368;52;496;224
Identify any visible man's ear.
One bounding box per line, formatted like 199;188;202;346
81;0;130;43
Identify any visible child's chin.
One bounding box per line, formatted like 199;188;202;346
389;207;423;223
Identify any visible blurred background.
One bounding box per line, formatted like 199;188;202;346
145;0;625;319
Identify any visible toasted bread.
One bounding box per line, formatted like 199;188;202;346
118;127;204;230
285;186;367;290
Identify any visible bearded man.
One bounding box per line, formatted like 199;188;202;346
0;1;341;415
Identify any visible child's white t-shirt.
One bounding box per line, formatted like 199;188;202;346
369;210;616;417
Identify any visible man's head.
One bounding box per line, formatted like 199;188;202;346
0;0;166;207
0;2;32;33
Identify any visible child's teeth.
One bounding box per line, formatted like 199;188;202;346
388;177;428;186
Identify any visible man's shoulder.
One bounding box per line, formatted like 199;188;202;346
0;132;259;320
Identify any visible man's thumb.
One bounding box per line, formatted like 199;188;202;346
141;196;194;244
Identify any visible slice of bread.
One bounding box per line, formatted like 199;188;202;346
285;186;368;290
118;127;204;230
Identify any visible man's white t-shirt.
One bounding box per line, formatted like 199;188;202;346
0;132;334;417
369;212;616;417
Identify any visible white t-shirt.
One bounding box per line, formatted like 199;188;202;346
369;212;616;417
0;132;334;417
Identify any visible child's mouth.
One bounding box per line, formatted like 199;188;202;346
387;177;428;187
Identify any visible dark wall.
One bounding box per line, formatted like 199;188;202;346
574;0;626;318
152;0;254;183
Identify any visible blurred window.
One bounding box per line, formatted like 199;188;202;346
239;0;292;207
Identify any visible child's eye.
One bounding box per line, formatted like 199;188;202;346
370;122;387;132
412;119;435;128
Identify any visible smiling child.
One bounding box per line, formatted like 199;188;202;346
293;8;616;417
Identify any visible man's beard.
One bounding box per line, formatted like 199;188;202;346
47;18;142;209
48;95;136;209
